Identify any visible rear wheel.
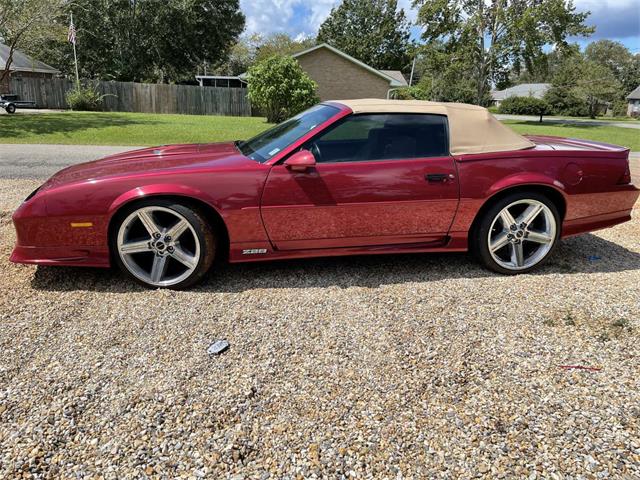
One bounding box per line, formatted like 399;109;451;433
111;200;215;289
5;104;16;114
472;192;560;274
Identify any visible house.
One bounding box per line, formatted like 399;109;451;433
235;43;407;100
0;43;60;93
491;83;551;107
291;43;407;101
626;86;640;117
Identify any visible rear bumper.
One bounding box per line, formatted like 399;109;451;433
562;208;635;238
562;183;639;237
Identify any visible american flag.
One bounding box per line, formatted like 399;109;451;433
68;19;76;45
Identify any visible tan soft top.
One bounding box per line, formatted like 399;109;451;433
334;99;535;156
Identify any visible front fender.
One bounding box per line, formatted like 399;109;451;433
108;183;222;216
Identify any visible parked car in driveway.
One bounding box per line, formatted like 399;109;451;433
10;99;639;288
0;93;36;114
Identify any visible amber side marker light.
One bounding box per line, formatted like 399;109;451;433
70;222;93;228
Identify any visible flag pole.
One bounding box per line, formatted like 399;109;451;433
71;13;80;89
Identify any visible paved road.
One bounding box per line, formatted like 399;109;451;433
0;144;142;179
494;114;640;130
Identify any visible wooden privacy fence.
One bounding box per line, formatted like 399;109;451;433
9;77;252;116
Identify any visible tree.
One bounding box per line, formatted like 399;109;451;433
18;0;245;83
414;0;593;105
408;41;489;104
254;33;315;64
247;55;318;123
317;0;411;70
508;43;581;86
214;33;316;76
574;61;620;118
0;0;65;88
544;55;589;116
585;40;640;96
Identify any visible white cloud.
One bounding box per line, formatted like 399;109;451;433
240;0;339;37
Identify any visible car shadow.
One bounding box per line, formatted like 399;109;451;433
30;233;640;293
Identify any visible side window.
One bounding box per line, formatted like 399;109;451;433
306;114;449;163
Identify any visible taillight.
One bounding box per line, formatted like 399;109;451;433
618;161;631;185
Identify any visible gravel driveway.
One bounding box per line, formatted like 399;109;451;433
0;155;639;478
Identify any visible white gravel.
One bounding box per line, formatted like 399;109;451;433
1;164;639;478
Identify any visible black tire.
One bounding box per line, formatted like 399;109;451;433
5;104;16;114
110;199;216;289
471;191;561;275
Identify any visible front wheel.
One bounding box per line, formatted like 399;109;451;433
472;192;560;274
5;104;16;114
111;200;216;289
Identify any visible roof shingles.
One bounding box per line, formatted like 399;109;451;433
0;43;60;74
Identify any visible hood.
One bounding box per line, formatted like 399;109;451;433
44;142;255;187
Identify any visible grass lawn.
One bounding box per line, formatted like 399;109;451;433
0;111;271;146
0;111;638;151
504;120;640;151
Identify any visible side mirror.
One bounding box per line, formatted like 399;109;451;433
284;149;316;172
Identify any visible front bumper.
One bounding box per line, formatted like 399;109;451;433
10;245;110;267
10;193;111;268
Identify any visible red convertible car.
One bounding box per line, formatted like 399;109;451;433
11;100;639;288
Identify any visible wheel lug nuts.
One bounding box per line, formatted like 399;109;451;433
165;235;172;241
510;224;517;231
153;233;161;239
507;234;514;239
167;246;174;253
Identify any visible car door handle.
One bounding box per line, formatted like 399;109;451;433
425;173;454;183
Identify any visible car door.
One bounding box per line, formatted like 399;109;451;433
260;113;460;250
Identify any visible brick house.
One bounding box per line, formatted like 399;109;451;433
238;43;407;101
0;43;60;93
291;43;407;101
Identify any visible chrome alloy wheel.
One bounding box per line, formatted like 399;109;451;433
487;199;556;271
116;206;201;287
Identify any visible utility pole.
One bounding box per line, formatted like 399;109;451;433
409;56;417;87
69;13;80;89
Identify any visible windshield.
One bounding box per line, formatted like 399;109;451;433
237;104;340;163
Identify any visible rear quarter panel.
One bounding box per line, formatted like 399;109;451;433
451;147;639;239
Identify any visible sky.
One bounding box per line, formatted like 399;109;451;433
239;0;640;53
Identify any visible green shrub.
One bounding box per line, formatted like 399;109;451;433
611;99;628;117
392;85;430;100
247;55;318;123
544;86;589;117
66;84;105;111
498;96;552;121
